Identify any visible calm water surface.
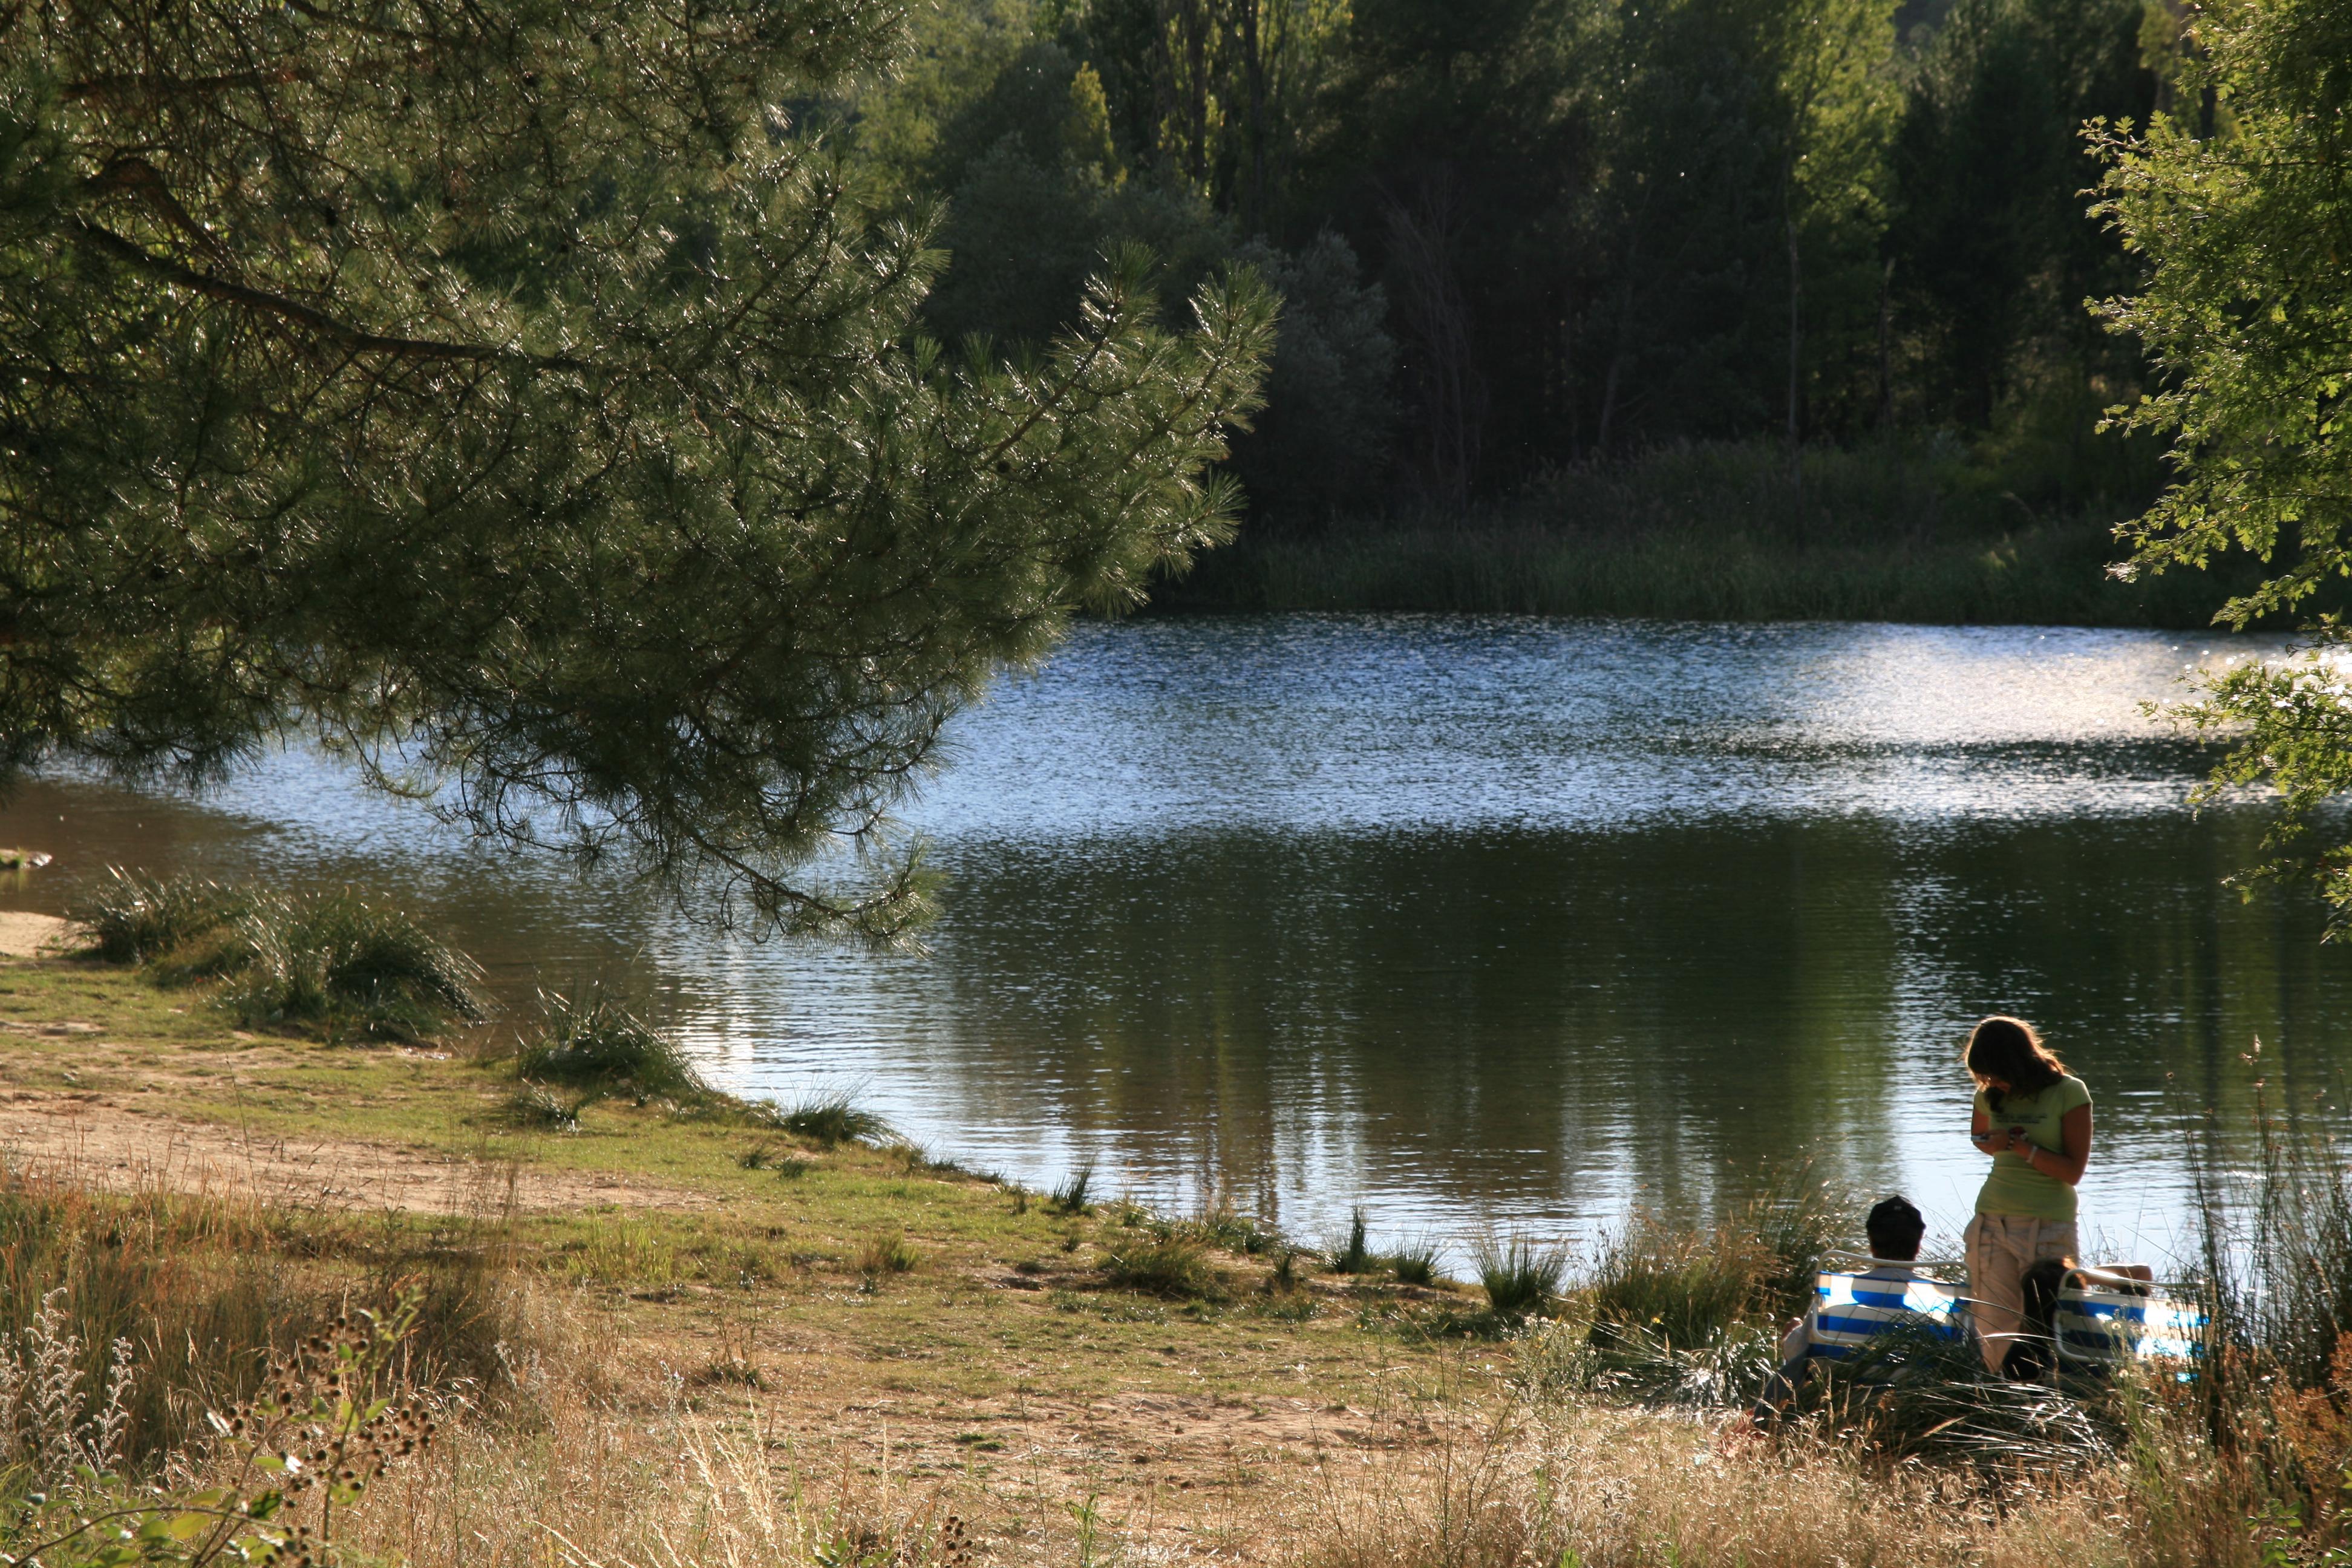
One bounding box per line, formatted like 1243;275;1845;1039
2;616;2338;1266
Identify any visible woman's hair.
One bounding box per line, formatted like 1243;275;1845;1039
1965;1015;2066;1107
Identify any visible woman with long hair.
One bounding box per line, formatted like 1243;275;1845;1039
1964;1015;2092;1375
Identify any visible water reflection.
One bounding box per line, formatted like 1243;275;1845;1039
0;616;2339;1264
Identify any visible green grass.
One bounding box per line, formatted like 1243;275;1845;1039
505;1083;583;1129
1328;1206;1371;1274
1386;1239;1442;1287
1049;1157;1097;1216
854;1232;923;1277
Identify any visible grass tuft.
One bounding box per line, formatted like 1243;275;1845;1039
853;1233;921;1278
1102;1236;1223;1300
505;1085;581;1131
1329;1206;1373;1274
1586;1214;1768;1351
1474;1235;1567;1321
1387;1238;1443;1287
68;867;249;964
518;985;706;1100
759;1093;896;1149
1050;1157;1098;1216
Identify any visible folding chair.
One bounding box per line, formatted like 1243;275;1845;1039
1805;1267;1965;1364
2054;1266;2209;1374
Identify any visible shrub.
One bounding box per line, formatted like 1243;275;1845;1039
1102;1237;1222;1300
757;1093;895;1148
0;1168;513;1466
67;868;247;965
518;986;705;1100
5;1310;438;1567
1474;1236;1566;1320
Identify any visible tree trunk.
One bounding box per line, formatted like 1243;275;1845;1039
1241;0;1266;227
1783;155;1803;509
1785;208;1802;488
1877;256;1895;429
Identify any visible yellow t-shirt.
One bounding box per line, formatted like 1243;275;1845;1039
1973;1074;2092;1222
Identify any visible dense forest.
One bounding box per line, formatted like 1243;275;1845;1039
821;0;2181;563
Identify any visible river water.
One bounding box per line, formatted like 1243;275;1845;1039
2;615;2341;1267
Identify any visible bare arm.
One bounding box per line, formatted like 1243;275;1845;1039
2030;1102;2092;1187
1969;1103;2004;1158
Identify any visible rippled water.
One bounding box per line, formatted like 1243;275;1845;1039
2;616;2340;1266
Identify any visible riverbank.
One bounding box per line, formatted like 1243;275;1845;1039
1158;439;2262;627
0;927;2336;1565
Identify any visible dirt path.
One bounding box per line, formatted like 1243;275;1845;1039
0;912;71;956
0;1087;715;1215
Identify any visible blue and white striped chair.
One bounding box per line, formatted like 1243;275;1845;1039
1805;1267;1965;1364
2054;1267;2208;1373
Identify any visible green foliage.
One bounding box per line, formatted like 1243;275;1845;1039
67;869;248;966
517;987;708;1102
1226;234;1395;520
1890;0;2155;430
0;4;1273;940
2095;0;2352;927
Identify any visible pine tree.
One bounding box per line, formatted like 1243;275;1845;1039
0;1;1272;937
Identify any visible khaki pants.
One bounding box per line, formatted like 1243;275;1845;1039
1964;1212;2078;1374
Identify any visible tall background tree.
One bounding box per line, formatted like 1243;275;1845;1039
0;0;1272;937
837;0;2164;520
